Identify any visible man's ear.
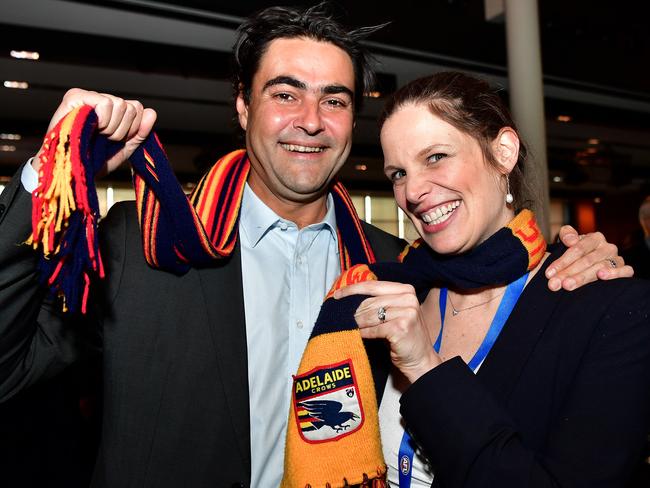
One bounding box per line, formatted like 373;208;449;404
236;90;249;131
492;127;520;173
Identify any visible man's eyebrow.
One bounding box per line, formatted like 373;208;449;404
262;76;354;101
322;85;354;100
263;76;306;91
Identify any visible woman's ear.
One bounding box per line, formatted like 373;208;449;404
492;127;520;173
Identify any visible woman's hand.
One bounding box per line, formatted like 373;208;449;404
334;281;441;383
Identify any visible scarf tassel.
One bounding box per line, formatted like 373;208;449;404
27;106;104;313
304;469;387;487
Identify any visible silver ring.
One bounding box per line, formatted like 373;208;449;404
606;258;617;268
377;306;387;323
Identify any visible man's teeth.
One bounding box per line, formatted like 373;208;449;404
281;143;324;153
421;200;461;224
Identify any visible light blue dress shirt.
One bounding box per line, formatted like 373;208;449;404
239;183;341;487
21;159;38;193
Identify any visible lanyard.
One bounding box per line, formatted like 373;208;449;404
397;273;529;487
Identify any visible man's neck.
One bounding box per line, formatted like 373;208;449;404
247;182;329;229
276;199;329;229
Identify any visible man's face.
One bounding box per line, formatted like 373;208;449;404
236;37;355;211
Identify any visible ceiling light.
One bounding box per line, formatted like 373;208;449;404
556;115;571;122
594;197;601;203
355;164;368;171
552;176;562;183
588;138;599;145
3;81;29;89
0;145;17;152
0;133;21;141
10;50;40;60
365;91;381;98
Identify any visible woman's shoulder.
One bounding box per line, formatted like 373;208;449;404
540;243;650;312
523;246;650;339
569;276;650;315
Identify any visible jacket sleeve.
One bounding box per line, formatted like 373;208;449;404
0;166;101;402
399;281;650;488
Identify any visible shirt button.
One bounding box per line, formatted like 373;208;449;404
279;222;288;231
296;320;303;329
297;255;305;264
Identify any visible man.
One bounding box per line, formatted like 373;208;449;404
0;5;629;487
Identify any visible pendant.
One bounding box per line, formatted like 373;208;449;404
452;309;459;316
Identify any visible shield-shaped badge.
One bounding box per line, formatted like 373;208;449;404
292;359;365;443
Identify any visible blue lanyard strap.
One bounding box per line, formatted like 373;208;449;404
398;273;529;487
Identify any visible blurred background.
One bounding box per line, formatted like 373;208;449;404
1;0;649;247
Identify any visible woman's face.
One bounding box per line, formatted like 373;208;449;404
380;103;515;255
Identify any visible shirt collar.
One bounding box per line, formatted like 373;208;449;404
239;183;338;249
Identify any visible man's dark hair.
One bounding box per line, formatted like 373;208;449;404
232;3;384;112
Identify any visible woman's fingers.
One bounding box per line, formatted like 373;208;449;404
334;280;416;299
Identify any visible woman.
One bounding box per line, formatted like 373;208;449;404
336;72;650;487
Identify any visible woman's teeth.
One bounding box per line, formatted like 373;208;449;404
421;200;461;224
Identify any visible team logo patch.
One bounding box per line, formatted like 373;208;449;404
400;454;411;475
292;359;364;443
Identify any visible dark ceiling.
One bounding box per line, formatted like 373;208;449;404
1;0;649;202
180;0;650;95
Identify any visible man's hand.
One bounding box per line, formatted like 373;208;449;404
32;88;157;175
545;225;634;291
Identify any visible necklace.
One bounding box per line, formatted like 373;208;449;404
447;289;506;316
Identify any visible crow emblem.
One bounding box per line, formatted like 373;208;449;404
293;360;364;442
298;400;360;433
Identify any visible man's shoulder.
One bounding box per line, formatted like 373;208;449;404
361;222;407;263
101;200;138;232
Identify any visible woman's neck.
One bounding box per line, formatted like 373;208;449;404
420;252;550;364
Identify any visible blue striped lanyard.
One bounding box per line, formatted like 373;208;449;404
397;273;529;487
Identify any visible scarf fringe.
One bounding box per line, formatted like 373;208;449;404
27;106;103;313
302;466;387;488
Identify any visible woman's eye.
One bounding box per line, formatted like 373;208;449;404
427;153;446;163
390;169;406;182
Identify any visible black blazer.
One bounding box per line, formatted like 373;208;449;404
400;249;650;488
0;167;404;488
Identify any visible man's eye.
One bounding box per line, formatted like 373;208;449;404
275;93;295;101
325;98;348;108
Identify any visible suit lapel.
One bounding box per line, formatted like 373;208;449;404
196;242;251;474
476;260;562;401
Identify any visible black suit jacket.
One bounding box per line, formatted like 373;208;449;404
0;167;405;487
400;249;650;488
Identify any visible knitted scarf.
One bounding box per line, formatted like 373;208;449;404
281;210;546;488
28;105;376;313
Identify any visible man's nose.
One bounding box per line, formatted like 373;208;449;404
293;99;324;136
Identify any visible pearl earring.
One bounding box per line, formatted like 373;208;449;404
505;175;514;204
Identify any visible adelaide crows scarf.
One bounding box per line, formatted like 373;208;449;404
281;210;546;487
27;105;375;313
